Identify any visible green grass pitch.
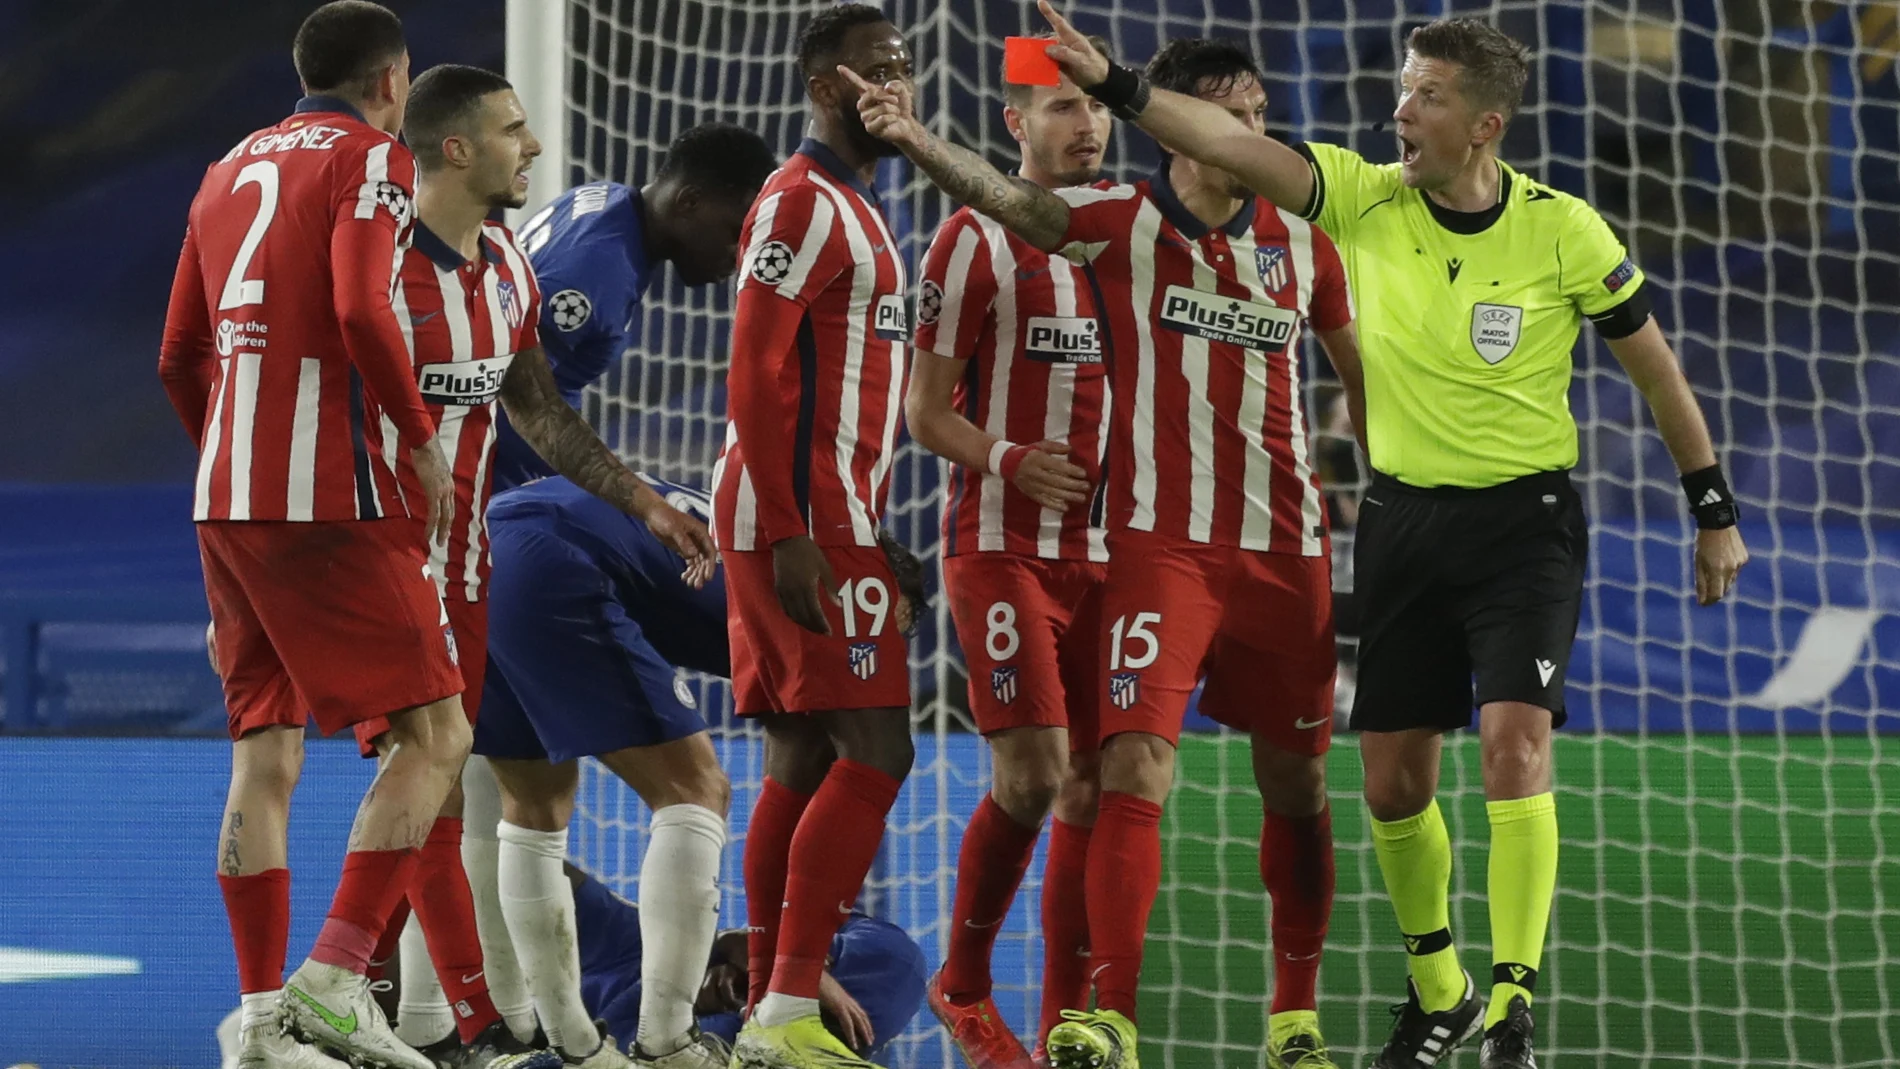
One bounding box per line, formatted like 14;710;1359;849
1142;733;1900;1068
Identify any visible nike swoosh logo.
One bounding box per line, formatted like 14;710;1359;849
460;971;483;984
286;985;357;1035
1016;265;1052;281
838;901;854;915
1089;963;1112;981
1283;952;1321;961
1295;716;1330;730
964;919;1003;930
411;310;442;326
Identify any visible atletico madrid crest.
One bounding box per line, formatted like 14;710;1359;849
1109;671;1140;710
990;666;1019;705
849;642;880;680
498;280;525;330
1256;244;1290;294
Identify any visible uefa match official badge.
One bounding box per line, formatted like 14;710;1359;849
1109;672;1140;710
849;642;879;680
991;666;1019;705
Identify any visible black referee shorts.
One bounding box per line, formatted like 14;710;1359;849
1349;469;1587;732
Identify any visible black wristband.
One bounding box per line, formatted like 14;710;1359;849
1681;464;1739;529
1084;61;1150;122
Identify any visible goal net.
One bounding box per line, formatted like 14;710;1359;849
516;1;1900;1066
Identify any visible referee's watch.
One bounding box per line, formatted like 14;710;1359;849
1681;465;1740;529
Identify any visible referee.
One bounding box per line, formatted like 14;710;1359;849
1033;5;1749;1069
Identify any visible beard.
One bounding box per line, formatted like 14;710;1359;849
838;99;904;159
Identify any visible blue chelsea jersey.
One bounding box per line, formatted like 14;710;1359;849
491;182;654;491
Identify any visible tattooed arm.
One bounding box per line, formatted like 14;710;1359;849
499;346;719;584
839;67;1072;252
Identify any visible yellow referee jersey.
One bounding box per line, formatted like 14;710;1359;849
1298;143;1647;488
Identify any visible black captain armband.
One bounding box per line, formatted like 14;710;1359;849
1681;465;1740;530
1586;286;1653;340
1084;61;1151;122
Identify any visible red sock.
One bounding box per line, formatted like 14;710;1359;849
1039;818;1093;1041
310;848;420;974
744;777;812;1012
940;795;1041;1002
773;760;901;999
219;869;291;994
1262;807;1335;1014
410;818;500;1042
366;896;410;985
1084;792;1163;1021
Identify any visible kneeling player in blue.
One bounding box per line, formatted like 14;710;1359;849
465;475;925;1069
568;864;927;1062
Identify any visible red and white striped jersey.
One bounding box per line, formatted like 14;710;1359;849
391;221;541;602
1055;170;1354;554
914;205;1108;562
713;139;909;552
159;96;435;523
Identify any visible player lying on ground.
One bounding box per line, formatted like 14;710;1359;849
1027;6;1750;1068
343;62;719;1069
849;30;1359;1069
713;7;922;1069
492;123;779;492
226;861;929;1069
902;37;1113;1069
443;474;922;1069
160;6;469;1069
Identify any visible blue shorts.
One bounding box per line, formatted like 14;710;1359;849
473;521;709;763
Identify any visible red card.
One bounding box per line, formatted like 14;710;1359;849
1004;36;1061;86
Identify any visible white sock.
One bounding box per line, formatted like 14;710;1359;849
395;912;454;1047
240;989;278;1030
754;992;822;1028
498;820;595;1052
462;758;539;1043
636;804;727;1055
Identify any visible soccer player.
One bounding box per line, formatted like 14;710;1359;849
852;35;1364;1069
491;124;779;492
350;62;718;1069
903;44;1113;1069
473;474;733;1069
1026;8;1751;1068
850;35;1360;1069
567;865;927;1063
713;7;918;1068
159;6;466;1069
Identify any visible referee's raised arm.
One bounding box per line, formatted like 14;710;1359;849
1036;0;1315;214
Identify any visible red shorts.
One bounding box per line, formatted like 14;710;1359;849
1098;529;1335;751
355;596;487;756
725;544;911;716
200;520;462;744
944;553;1105;751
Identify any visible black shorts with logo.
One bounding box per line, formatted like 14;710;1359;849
1349;469;1586;732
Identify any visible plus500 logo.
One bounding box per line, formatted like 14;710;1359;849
1158;285;1298;351
1024;316;1103;365
418;354;515;406
873;293;910;341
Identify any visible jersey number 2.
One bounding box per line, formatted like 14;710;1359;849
219;161;280;310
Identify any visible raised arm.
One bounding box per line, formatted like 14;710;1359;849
840;66;1072;252
1035;0;1316;212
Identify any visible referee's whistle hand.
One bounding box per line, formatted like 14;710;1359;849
1014;440;1093;511
1694;526;1749;606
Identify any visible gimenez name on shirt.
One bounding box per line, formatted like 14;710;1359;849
1160;285;1299;351
1024;316;1103;365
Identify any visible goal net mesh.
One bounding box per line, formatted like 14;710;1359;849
533;1;1900;1065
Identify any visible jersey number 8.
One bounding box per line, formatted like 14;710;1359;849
984;602;1020;661
840;577;892;639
